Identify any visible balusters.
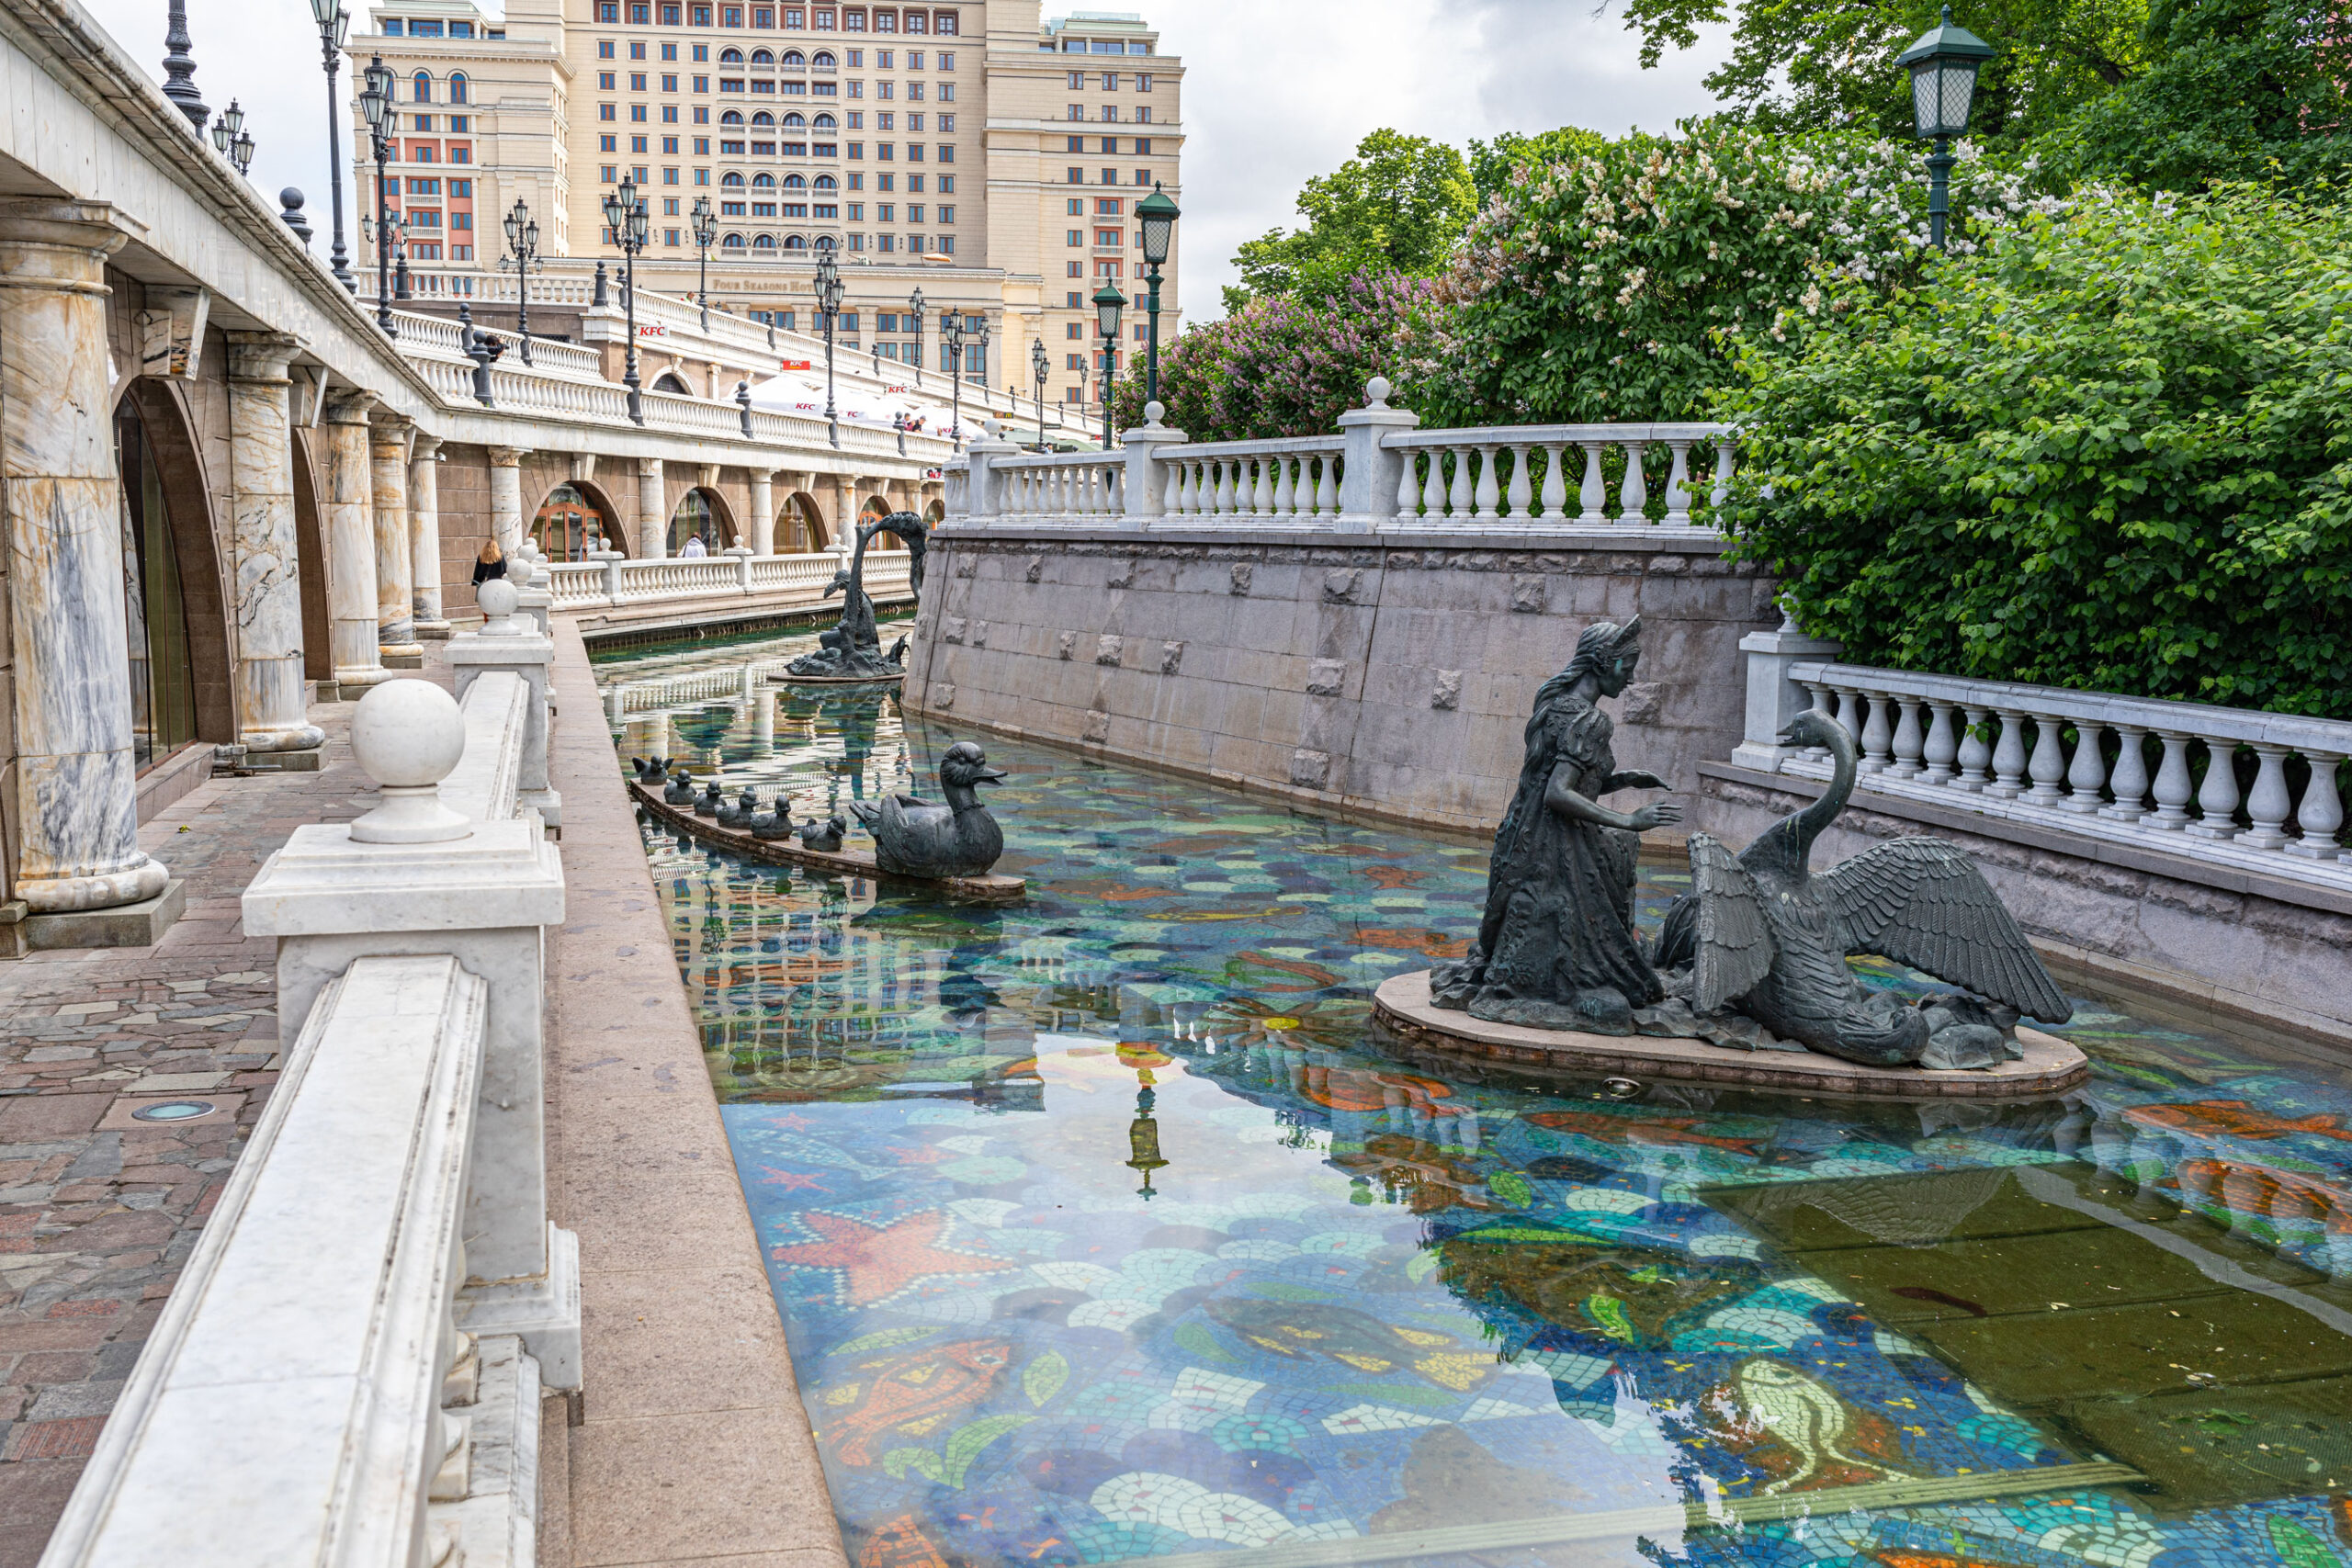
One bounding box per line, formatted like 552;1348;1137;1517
1803;683;1836;757
1664;439;1694;525
1505;446;1532;518
1887;699;1926;779
2063;720;2109;813
1834;688;1870;757
2021;713;2070;807
1858;691;1894;773
1617;442;1648;523
2147;731;2196;828
1473;445;1501;519
1422;450;1447;520
1215;458;1236;516
2237;744;2295;849
1578;443;1607;524
1397;452;1422;520
1955;705;1993;792
2188;739;2244;840
1252;457;1276;516
1314;454;1340;516
1987;710;2030;798
1272;455;1295;517
2289;750;2346;861
1921;702;1960;783
1445;447;1473;519
1539;444;1568;519
2101;726;2152;820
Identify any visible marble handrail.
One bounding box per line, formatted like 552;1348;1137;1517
1385;423;1736;529
989;451;1126;527
1162;436;1346;527
546;549;910;611
442;669;528;825
38;955;495;1568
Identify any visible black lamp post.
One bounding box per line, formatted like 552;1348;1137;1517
500;198;542;364
391;215;413;300
601;179;650;425
1091;279;1125;448
209;98;254;176
1030;337;1050;452
907;285;925;391
691;194;718;331
1896;6;1995;251
311;0;355;290
1136;182;1179;408
358;55;396;334
815;247;844;448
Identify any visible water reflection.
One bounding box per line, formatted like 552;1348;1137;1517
601;629;2352;1568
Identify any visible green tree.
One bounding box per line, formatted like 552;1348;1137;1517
1467;129;1609;203
1224;130;1476;311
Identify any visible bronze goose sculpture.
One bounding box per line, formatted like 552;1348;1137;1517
1655;707;2071;1067
847;741;1007;878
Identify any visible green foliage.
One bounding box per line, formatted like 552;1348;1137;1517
1715;184;2352;716
2041;0;2352;189
1618;0;2143;141
1225;130;1476;311
1468;129;1609;203
1411;120;2049;428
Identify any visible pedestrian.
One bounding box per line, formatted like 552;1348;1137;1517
472;539;507;586
681;533;707;558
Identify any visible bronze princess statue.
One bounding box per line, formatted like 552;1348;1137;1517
1430;617;1680;1035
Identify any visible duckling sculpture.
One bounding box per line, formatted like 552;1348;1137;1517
752;794;795;840
798;813;848;852
694;781;724;818
715;788;758;829
846;741;1007;878
662;770;697;806
1654;707;2071;1069
639;757;669;784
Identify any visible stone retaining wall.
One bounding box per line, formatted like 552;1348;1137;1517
902;525;1780;834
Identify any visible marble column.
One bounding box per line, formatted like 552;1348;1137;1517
750;468;776;555
637;457;666;558
321;392;392;691
369;415;420;659
487;446;528;559
409;434;450;638
0;200;171;913
224;332;325;757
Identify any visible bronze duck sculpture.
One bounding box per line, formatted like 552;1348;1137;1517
1656;707;2071;1068
847;742;1007;877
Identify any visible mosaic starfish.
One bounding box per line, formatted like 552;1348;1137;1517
770;1210;1013;1307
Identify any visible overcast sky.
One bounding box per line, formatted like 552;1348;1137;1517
80;0;1731;318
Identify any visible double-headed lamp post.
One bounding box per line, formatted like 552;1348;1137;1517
209;97;254;175
1091;279;1125;449
1136;182;1180;408
690;194;717;331
1896;5;1994;252
600;179;650;425
310;0;355;291
907;286;926;391
356;56;397;334
500;198;542;364
1030;337;1050;451
815;247;845;449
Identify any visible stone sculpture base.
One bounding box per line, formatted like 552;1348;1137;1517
1374;969;2087;1100
766;670;906;687
631;781;1023;903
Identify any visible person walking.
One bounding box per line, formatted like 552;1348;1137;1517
472;539;509;586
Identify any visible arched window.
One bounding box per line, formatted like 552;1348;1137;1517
811;50;835;69
750;47;774;65
782;234;808;251
449;72;469;103
651;371;691;394
781;111;806;128
412;70;433;102
812;112;836;129
781;49;806;67
814;233;835;251
666;489;718;555
752;110;775;127
719;46;743;62
813;174;837;191
752;234;778;250
533;483;610;562
752;172;775;189
721;171;745;187
781;173;806;189
722;232;747;250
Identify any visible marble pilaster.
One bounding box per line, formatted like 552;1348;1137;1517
224;332;325;757
0;200;172;914
409;434;449;638
750;468;776;555
487;446;527;560
637;456;665;558
369;415;420;658
320;392;391;691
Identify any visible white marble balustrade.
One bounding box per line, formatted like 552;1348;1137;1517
1750;657;2352;892
990;453;1127;527
1161;437;1345;528
545;548;908;612
1385;423;1736;529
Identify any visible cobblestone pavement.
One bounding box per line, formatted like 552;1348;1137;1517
0;693;394;1566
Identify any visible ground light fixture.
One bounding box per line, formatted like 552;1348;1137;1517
1896;5;1995;251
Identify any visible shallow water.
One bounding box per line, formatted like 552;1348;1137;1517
602;627;2352;1568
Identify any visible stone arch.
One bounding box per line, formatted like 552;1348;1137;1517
113;376;236;753
290;430;333;683
922;496;945;525
650;369;691;395
778;490;828;551
529;477;630;558
667;486;738;554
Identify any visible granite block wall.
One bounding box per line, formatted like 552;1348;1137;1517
901;526;1781;835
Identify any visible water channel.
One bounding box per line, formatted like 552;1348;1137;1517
599;626;2352;1568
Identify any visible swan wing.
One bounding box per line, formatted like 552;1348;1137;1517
845;799;883;831
1690;832;1775;1013
1817;837;2073;1022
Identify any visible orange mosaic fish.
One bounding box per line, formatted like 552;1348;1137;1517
830;1339;1013;1466
1871;1551;2031;1568
1356;928;1474;958
859;1515;950;1568
2127;1100;2352;1144
1526;1109;1765;1157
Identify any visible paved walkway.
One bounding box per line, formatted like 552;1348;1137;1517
0;705;371;1565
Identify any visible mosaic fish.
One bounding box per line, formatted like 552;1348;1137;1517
856;1515;951;1568
2126;1100;2352;1144
1707;1359;1913;1496
1203;1297;1491;1391
830;1338;1014;1466
1525;1109;1767;1157
1437;1235;1748;1348
1870;1551;2031;1568
1356;927;1474;958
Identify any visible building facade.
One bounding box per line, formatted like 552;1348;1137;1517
349;1;1182;413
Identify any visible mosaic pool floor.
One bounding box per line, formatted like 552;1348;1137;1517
602;629;2352;1568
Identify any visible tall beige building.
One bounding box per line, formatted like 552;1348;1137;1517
348;1;1182;410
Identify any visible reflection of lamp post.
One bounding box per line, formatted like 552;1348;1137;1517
907;285;926;391
1092;278;1125;449
1136;182;1180;408
501;198;542;364
815;247;844;449
1125;1085;1168;1200
357;54;397;335
691;193;717;331
601;178;650;425
311;0;355;291
1896;6;1994;251
1030;337;1049;452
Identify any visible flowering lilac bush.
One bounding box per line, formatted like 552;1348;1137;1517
1110;271;1447;444
1412;120;2058;428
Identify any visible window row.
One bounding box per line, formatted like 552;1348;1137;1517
380;17;503;36
384;144;473;164
590;3;958;31
408;114;470;132
1065;104;1153;122
406;71;469;103
402;176;475;196
1065;167;1159;188
1044;37;1153;54
1065;72;1153;90
1067;136;1155;155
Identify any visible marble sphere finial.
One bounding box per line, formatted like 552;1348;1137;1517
478;577;526;636
983;418;1001;438
348;679;471;844
1365;376;1392;410
1144;400;1165;427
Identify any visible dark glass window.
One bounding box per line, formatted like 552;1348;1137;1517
114;409;196;773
